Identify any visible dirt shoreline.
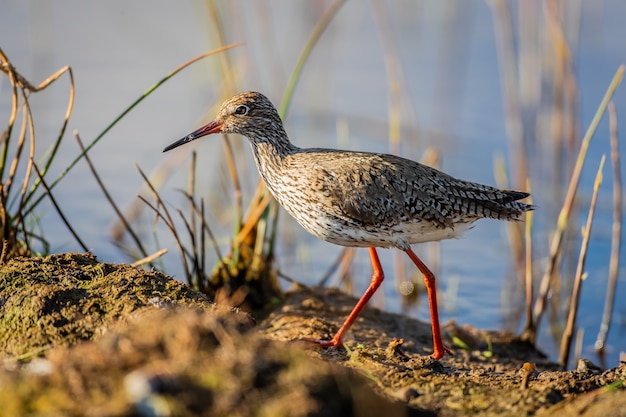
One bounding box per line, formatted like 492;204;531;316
0;253;624;416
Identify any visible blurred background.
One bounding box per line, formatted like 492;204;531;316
1;0;624;368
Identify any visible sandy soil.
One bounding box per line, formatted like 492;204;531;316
0;253;624;416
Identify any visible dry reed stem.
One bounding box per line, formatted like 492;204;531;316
8;91;36;254
177;208;203;289
235;193;273;246
278;0;347;118
131;249;168;267
16;91;36;220
0;49;19;163
370;0;416;154
0;47;76;215
135;164;193;285
57;45;242;229
32;162;88;252
181;193;223;262
574;328;584;367
106;44;241;265
317;247;352;287
595;102;622;354
184;151;204;286
0;50;74;182
199;199;208;274
487;0;528;191
339;248;357;291
488;1;530;318
0;240;8;265
206;0;237;96
221;135;244;231
4;103;28;199
494;154;526;290
189;151;197;250
74;131;150;260
1;50;79;258
521;181;534;343
559;155;605;369
533;65;624;333
335;247;356;295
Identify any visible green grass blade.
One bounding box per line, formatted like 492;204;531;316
22;44;242;216
278;0;347;119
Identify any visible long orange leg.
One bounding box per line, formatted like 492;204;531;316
305;247;384;348
405;248;452;359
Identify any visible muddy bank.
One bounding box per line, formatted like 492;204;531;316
0;253;623;416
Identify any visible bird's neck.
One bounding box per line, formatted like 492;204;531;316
248;133;298;192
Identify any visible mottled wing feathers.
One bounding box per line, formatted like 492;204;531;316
296;151;531;229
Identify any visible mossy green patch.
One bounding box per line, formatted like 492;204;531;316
0;252;213;358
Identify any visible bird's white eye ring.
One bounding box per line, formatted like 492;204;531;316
234;105;249;116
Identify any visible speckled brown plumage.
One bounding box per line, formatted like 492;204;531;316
164;91;534;360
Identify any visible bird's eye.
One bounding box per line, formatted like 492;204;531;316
234;105;249;116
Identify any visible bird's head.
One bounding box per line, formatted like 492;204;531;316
163;91;286;152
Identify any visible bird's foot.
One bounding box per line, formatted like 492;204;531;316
299;336;343;350
431;344;453;360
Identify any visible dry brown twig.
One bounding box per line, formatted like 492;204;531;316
595;102;622;356
559;155;605;369
533;66;624;338
131;249;168;267
1;46;76;258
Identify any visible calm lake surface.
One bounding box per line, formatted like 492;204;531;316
1;0;624;368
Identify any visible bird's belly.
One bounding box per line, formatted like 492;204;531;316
284;202;477;250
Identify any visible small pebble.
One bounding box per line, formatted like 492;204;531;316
576;358;602;373
395;386;420;402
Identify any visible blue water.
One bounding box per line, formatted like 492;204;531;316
1;0;624;368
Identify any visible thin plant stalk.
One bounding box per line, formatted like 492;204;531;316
0;241;8;265
533;65;624;333
559;155;605;369
264;0;347;261
574;328;584;366
183;194;223;262
32;162;89;252
595;102;622;354
36;66;75;179
200;198;207;271
487;0;528;190
189;152;196;227
174;190;228;284
177;192;230;290
135;164;193;285
221;135;243;231
521;181;534;343
370;0;416;154
1;46;75;186
13;91;36;233
235;193;273;246
22;44;242;218
177;207;203;291
74;131;150;260
318;247;352;287
139;193;191;281
131;248;168;267
0;48;20;177
494;154;526;290
278;0;347;118
205;0;237;95
5;105;28;202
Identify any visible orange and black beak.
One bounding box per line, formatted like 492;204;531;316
163;120;223;152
